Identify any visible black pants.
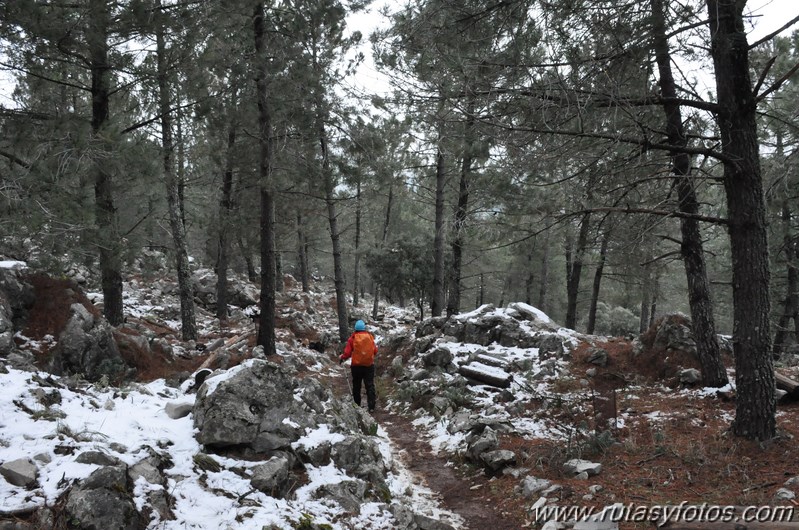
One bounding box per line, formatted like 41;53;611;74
351;364;376;410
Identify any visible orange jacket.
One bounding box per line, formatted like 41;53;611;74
341;331;378;366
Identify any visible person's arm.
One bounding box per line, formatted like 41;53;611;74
340;335;354;361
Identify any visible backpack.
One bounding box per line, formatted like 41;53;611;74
350;332;376;366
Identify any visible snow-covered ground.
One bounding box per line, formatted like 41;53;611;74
0;361;462;529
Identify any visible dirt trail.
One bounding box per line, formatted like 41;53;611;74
373;409;524;530
326;363;524;529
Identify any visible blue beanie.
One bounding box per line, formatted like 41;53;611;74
354;320;366;331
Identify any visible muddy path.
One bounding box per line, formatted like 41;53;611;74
372;409;524;530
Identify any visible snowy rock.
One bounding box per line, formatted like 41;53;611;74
390;503;417;530
481;449;516;471
165;401;193;419
679;368;702;385
0;458;38;488
411;368;433;381
564;459;602;476
429;396;452;416
423;346;453;368
414;335;436;354
414;514;457;530
193;360;316;450
466;427;499;460
314;479;368;513
539;333;567;357
75;451;122;467
129;458;164;486
390;355;404;377
65;466;141;530
250;455;291;497
521;476;552;498
330;435;387;484
416;316;448;338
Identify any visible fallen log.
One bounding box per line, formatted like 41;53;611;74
458;362;512;388
775;371;799;398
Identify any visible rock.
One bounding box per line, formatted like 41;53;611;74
423;346;452;368
537;334;565;358
129;458;163;485
587;348;608;367
679;368;702;385
390;355;404;377
165;401;193;419
250;455;290;498
563;459;602;476
648;314;696;354
390;503;417;530
410;369;433;381
414;514;457;530
775;488;796;501
481;449;516;471
50;303;129;382
330;435;387;484
429;396;451;416
586;367;597;378
75;451;121;467
466;427;499;460
0;458;38;488
416;316;448;338
65;466;141;530
776;388;788;401
414;335;436;354
521;476;552;498
314;480;368;513
193;360;318;451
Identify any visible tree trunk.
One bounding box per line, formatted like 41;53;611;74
372;182;395;320
640;266;652;334
432;143;447;317
89;0;124;326
652;0;727;387
156;0;197;341
320;122;348;342
538;230;550;313
237;235;257;283
565;211;590;330
525;240;536;305
774;199;799;354
296;210;309;292
587;229;609;335
706;0;775;440
253;1;276;355
353;178;362;306
216;117;236;322
446;95;476;317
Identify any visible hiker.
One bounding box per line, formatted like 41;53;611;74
339;319;378;412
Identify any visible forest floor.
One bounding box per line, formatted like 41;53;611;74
20;274;799;529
